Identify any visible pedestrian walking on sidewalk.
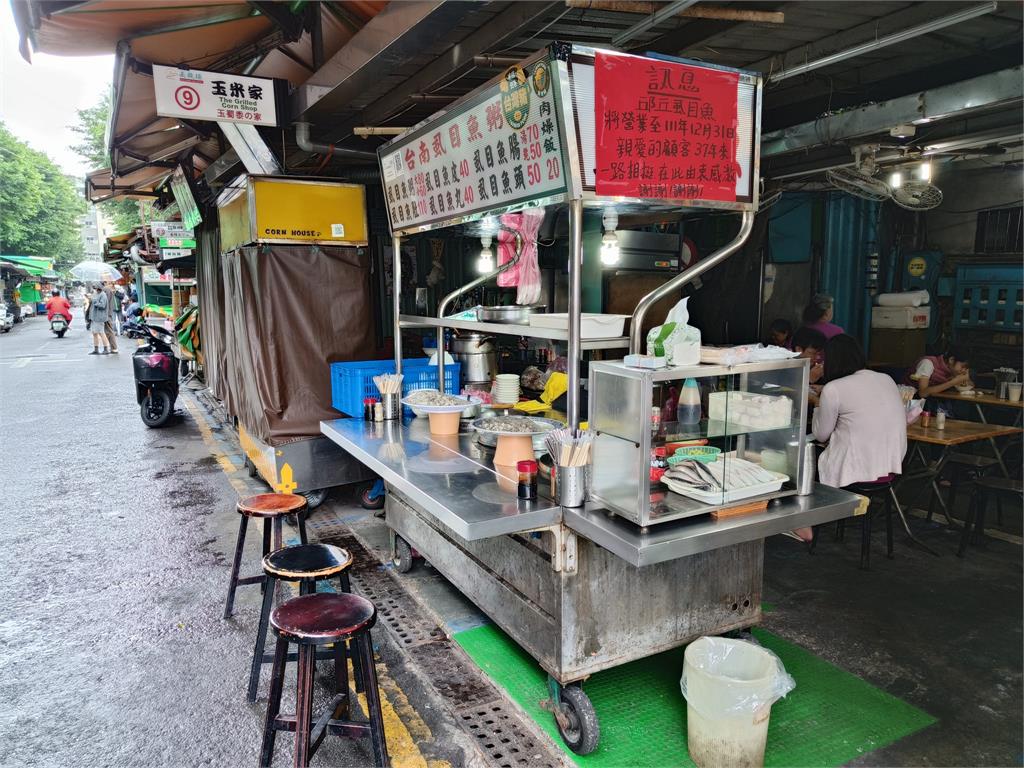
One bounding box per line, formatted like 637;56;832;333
102;281;119;353
87;284;110;355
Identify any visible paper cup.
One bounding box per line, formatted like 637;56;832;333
1009;383;1022;402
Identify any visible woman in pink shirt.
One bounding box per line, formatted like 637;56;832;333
802;293;845;340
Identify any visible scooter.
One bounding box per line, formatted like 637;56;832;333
49;314;68;338
124;320;179;427
0;302;13;333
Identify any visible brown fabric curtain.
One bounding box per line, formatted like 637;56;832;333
216;243;374;444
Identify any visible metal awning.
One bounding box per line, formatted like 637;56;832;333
86;163;175;203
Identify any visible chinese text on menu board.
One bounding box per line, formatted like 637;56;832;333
594;52;741;203
380;60;567;230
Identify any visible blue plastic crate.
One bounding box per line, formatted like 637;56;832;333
330;358;461;417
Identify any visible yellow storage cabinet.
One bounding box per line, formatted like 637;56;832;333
218;175;368;251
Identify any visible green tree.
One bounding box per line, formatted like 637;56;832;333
0;123;85;270
70;93;146;234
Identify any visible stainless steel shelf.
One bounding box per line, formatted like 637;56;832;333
399;315;630;350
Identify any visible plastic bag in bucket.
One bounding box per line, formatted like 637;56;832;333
680;637;795;768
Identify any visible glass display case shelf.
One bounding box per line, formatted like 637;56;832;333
647;420;798;443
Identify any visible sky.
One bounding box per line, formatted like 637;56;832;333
0;0;115;176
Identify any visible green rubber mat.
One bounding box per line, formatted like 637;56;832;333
454;625;935;767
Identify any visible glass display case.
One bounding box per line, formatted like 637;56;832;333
588;358;810;527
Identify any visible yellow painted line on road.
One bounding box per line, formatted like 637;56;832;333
183;392;442;767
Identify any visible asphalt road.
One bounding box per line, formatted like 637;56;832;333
0;312;382;766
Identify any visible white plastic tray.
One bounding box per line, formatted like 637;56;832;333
528;313;628;338
663;471;788;505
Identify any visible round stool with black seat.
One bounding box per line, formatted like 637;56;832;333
248;543;356;702
223;493;309;620
812;477;898;570
958;476;1023;558
259;592;389;768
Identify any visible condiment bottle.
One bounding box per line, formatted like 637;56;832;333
517;459;538;500
676;378;702;426
373;401;384;422
650;406;662;434
363;397;376;420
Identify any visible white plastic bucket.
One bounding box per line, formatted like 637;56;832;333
681;637;794;768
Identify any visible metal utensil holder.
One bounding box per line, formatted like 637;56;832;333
556;465;589;507
382;393;401;421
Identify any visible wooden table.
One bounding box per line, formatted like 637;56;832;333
902;419;1023;534
932;390;1023;476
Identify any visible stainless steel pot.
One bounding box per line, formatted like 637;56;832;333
450;333;497;385
477;305;546;324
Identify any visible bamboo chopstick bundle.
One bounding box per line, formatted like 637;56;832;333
373;373;404;395
545;427;594;467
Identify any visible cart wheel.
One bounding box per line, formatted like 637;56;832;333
556;686;600;755
301;488;329;509
393;536;414;573
244;457;258;478
360;484;385;510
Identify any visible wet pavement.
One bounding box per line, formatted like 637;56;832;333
0;313;474;767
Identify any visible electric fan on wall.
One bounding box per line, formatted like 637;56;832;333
825;147;893;201
891;180;944;211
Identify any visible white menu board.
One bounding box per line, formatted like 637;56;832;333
379;58;568;232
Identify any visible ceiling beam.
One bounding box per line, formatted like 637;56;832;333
761;66;1023;158
638;1;787;55
322;1;562;144
563;1;785;24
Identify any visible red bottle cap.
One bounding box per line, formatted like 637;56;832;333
517;460;538;472
654;447;668;457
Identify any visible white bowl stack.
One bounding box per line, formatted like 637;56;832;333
492;374;521;405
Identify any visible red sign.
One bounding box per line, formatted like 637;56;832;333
594;52;742;203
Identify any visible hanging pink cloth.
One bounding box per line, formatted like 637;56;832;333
497;209;544;304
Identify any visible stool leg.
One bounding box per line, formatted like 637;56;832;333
860;509;872;571
223;515;249;619
996;493;1004;526
249;575;276;702
298;509;309;546
358;632;390;768
261;519;273;596
337;571;364;693
958;492;977;558
260;638;288;768
293;643;317;768
974;487;989;543
272;516;283;551
885;492;894;559
333;639;351;719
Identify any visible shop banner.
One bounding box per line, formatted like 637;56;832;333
159;248;193;259
158;237;197;249
150;221;194;240
379;58;567;231
153;65;280;127
594;52;742;203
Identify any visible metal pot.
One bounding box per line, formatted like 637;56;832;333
477;305;546;324
450;333;497;385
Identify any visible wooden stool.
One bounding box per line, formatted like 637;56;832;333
958;476;1023;557
248;543;355;702
223;494;308;620
260;593;389;768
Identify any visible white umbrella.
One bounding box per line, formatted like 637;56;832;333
69;260;122;282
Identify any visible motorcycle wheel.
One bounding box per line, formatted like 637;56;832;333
140;389;173;428
56;329;66;338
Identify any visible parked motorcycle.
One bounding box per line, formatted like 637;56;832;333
0;302;13;333
50;314;68;338
124;320;179;427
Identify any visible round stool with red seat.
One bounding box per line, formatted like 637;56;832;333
259;592;389;768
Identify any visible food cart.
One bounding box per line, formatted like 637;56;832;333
321;43;860;754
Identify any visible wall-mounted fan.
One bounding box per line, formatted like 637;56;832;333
891;179;944;211
825;146;893;201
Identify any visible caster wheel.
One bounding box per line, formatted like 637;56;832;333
556;686;599;755
244;457;258;478
301;488;329;509
393;536;414;573
360;486;385;510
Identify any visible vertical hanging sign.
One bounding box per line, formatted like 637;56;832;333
594;52;743;203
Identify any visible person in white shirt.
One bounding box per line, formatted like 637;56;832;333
812;335;907;489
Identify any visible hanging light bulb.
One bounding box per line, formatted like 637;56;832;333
889;171;903;189
476;235;494;274
917;162;931;182
600;208;620;266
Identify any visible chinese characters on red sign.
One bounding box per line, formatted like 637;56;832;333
380;60;567;231
594;52;742;203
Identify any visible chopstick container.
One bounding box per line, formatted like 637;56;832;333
382;392;401;421
557;465;588;507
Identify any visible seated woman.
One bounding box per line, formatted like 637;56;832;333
907;346;972;399
801;293;845;341
791;335;907;541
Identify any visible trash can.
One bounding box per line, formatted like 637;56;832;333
680;637;795;768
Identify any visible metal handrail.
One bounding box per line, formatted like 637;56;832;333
629;210;755;355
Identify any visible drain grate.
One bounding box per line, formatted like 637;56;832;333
317;529;565;768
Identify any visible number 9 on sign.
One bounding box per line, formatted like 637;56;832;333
175;86;200;111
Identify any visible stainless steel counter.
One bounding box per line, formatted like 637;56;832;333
564;484;861;567
321;417;561;540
